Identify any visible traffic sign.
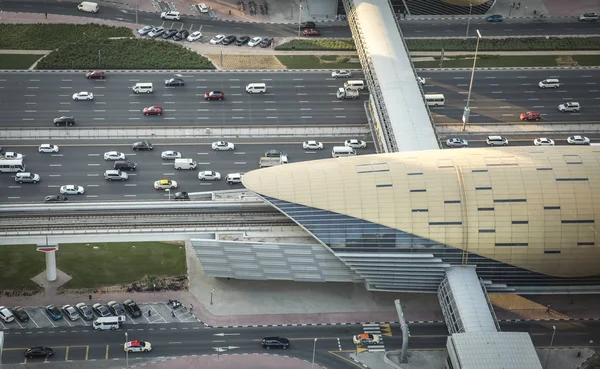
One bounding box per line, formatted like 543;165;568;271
37;245;59;252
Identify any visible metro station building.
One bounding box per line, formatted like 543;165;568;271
229;146;600;294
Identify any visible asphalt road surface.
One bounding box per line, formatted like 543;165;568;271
2;321;599;365
1;0;599;39
0;72;368;128
0;140;376;204
420;69;600;124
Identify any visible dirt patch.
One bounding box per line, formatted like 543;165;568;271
556;55;579;67
206;54;285;69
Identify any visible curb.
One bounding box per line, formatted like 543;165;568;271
128;353;328;369
0;69;361;73
418;66;600;71
401;16;578;21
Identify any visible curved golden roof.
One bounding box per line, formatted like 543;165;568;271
243;147;600;278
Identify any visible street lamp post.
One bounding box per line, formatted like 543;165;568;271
210;288;214;305
461;29;482;132
465;4;472;38
543;326;556;369
311;338;317;369
125;332;128;369
298;4;303;37
135;0;139;27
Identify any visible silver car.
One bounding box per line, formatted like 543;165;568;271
14;172;40;184
198;171;221;181
446;138;468;148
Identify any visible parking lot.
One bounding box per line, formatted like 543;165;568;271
0;302;197;330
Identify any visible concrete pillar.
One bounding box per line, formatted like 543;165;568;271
45;250;57;282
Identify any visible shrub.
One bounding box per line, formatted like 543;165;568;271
276;39;356;51
36;38;214;70
0;24;132;50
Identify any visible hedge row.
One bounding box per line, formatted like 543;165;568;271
0;24;132;50
275;39;356;51
276;37;600;52
36;38;215;70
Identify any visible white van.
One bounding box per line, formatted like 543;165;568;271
538;79;560;89
132;83;153;94
174;158;197;170
332;146;357;158
226;173;242;184
77;1;99;13
246;83;266;94
343;80;365;91
93;316;125;331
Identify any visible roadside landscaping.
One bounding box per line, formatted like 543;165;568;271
37;38;214;70
0;24;132;50
276;55;360;69
0;54;44;69
276;37;600;52
0;242;187;292
413;54;600;68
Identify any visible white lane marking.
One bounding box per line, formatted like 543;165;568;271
292;78;303;81
532;106;545;108
129;118;141;120
94;110;106;112
266;116;278;119
129;109;139;112
335;116;346;118
264;101;275;103
93;118;105;120
95;102;106;104
164;117;175;120
29;79;40;81
301;116;312;118
24;110;37;112
294;85;305;88
87;174;99;177
265;108;277;111
300;108;312;111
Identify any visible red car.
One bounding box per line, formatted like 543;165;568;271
143;106;163;116
520;111;541;121
303;28;321;36
85;71;105;79
204;91;225;101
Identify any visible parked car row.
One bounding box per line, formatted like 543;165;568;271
0;300;142;324
444;135;592;148
209;34;274;48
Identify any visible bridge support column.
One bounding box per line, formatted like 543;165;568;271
37;245;59;282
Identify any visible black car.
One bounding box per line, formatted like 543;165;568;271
124;299;142;317
222;35;237;45
114;161;137;171
301;21;316;29
236;35;250;46
173;191;190;200
107;301;125;316
12;306;29;322
162;29;178;39
24;347;54;359
53;116;75;126
259;37;273;48
92;303;112;317
132;141;153;151
173;30;189;41
165;78;185;87
76;302;94;320
261;337;290;350
44;195;68;202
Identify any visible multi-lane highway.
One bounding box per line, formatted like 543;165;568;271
1;0;599;39
0;139;376;203
0;72;368;128
2;320;599;366
422;69;600;124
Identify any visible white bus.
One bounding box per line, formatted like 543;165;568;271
0;159;25;173
425;94;445;107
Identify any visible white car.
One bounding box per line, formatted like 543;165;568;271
104;151;126;161
567;135;590;145
124;340;152;353
210;34;225;45
187;31;203;42
198;171;221;181
137;25;153;36
39;144;59;153
558;102;580;112
212;141;235;151
60;185;85;195
332;70;352;78
148;27;165;38
198;3;209;13
534;138;555;146
0;306;15;323
344;139;367;149
248;36;262;47
72;91;94;101
445;138;468;148
2;151;23;159
417;76;426;85
160;11;181;20
161;151;182;160
303;141;323;150
154;179;178;190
